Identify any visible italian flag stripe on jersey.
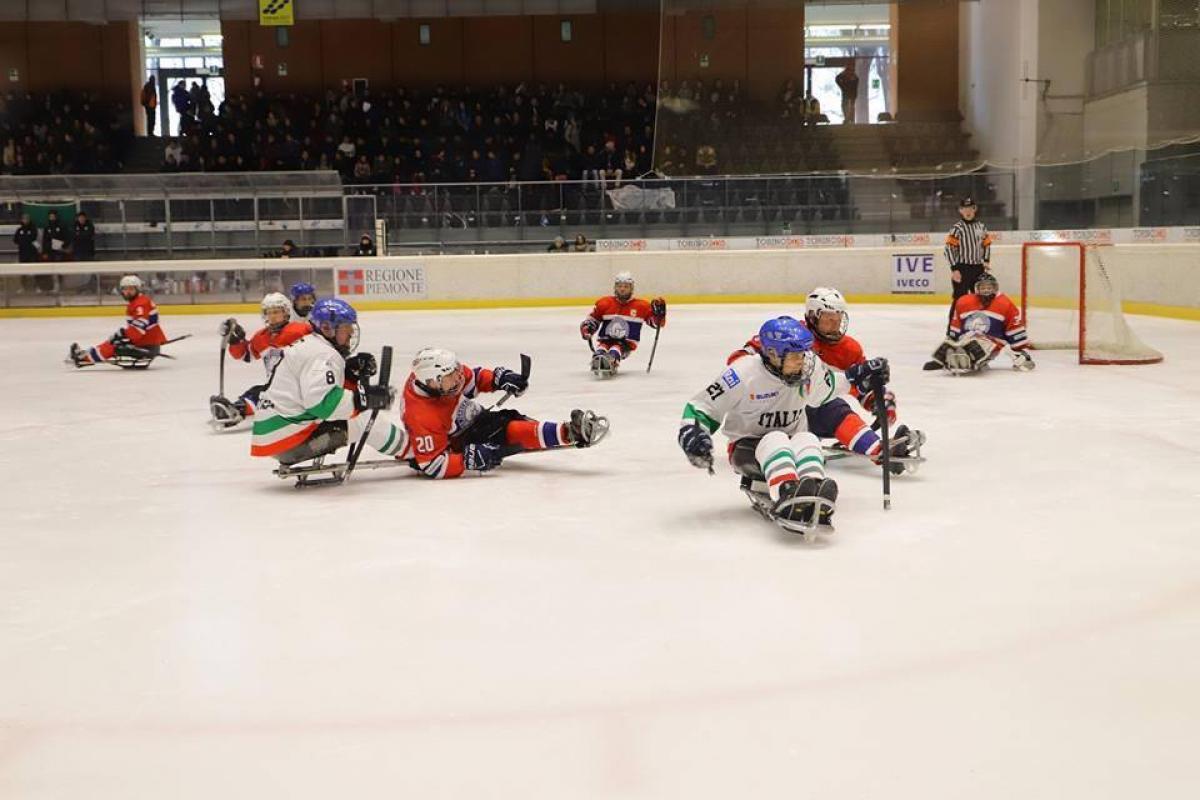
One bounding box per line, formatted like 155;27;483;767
682;403;720;433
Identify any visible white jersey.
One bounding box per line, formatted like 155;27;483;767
251;333;355;457
681;355;842;441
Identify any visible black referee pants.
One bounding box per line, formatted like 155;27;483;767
947;263;985;325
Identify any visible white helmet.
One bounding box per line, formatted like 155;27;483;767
804;287;849;343
412;347;461;394
261;291;292;314
613;271;634;301
119;275;143;291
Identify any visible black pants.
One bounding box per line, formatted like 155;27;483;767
277;420;348;465
948;263;985;324
730;437;765;481
453;409;530;457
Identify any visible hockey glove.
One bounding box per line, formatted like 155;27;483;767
650;297;667;326
219;318;246;344
463;441;503;472
678;423;714;469
1011;349;1036;372
354;382;396;412
580;318;599;340
492;366;529;396
108;330;130;346
345;352;378;384
845;357;890;394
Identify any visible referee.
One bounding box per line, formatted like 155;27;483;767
924;196;993;370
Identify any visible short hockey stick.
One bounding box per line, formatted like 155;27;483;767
646;324;662;374
343;345;393;483
873;373;892;510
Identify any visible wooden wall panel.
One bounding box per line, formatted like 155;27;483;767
896;0;960;118
531;15;604;85
392;19;465;86
462;17;534;85
321;20;392;88
601;12;660;86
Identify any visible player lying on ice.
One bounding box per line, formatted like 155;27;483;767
210;292;311;428
69;275;174;369
250;298;407;469
927;273;1035;374
401;347;609;478
580;271;666;377
727;287;923;472
679;316;898;537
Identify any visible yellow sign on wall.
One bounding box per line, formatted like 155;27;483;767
259;0;294;27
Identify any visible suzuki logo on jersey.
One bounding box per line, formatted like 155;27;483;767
758;409;802;429
750;390;779;401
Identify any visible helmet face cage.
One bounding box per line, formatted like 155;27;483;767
974;273;999;302
758;316;815;386
261;293;292;330
290;282;317;316
804;287;849;343
613;272;634;302
412;348;462;396
118;275;142;299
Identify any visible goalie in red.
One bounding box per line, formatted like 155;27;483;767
928;273;1035;374
580;271;666;377
69;275;170;369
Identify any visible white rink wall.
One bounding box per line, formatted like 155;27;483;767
7;240;1200;315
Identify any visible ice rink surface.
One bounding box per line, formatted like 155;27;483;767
1;303;1198;799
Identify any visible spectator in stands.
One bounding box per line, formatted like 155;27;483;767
836;63;859;125
780;79;801;119
547;236;568;253
13;214;38;263
72;211;95;262
354;234;376;257
42;210;68;262
163;139;183;170
141;77;158;136
572;234;591;252
279;239;298;259
171;81;191;119
803;92;825;126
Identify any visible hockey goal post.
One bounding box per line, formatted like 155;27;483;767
1020;241;1163;365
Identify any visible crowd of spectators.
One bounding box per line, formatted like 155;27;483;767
0;91;132;175
169;81;663;185
11;210;96;262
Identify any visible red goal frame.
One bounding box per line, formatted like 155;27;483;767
1020;241;1163;365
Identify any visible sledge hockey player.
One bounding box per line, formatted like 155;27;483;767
679;316;890;536
401;347;608;479
69;275;169;368
728;287;899;426
927;272;1035;374
209;292;311;428
727;288;922;469
289;281;317;319
250;297;407;466
580;271;666;377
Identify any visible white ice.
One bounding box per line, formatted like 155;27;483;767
1;304;1198;799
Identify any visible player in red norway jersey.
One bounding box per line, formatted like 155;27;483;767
580;271;666;377
400;348;609;479
210;292;312;428
929;273;1034;373
70;275;169;368
727;287;923;471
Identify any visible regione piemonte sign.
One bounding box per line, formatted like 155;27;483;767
337;266;428;299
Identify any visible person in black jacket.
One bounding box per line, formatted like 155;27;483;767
42;210;68;263
73;211;96;262
354;234;376;257
13;214;39;263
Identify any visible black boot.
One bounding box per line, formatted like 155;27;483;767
773;477;819;524
815;478;839;528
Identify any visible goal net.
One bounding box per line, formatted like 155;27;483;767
1020;242;1163;365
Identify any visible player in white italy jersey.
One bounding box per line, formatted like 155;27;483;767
678;316;888;535
250;297;407;466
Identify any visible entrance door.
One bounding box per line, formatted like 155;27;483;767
157;69;225;137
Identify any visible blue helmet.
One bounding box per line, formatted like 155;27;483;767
289;281;316;300
309;298;360;355
758;316;815;386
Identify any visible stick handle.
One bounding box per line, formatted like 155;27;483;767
343;345;393;482
646;324;662;373
873;374;892;510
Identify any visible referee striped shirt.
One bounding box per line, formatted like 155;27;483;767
944;219;992;266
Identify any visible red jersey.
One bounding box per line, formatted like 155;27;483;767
122;293;167;347
400;364;498;480
585;296;664;348
949;293;1029;350
727;330;865;371
229;321;310;363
